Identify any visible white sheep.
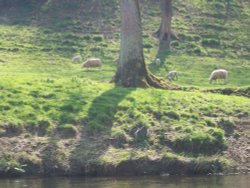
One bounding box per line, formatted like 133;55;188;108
155;58;161;66
72;54;82;63
167;70;178;81
113;57;120;64
209;69;228;84
81;58;102;68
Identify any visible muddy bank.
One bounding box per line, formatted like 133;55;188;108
0;117;249;178
69;158;225;177
205;87;250;98
0;147;225;177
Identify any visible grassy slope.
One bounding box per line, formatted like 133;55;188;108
0;0;249;176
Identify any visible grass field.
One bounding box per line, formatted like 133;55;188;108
0;0;249;176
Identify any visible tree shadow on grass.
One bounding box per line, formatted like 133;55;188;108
85;86;135;132
69;86;135;176
155;48;171;66
148;48;171;76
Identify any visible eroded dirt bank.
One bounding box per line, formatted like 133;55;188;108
0;117;249;177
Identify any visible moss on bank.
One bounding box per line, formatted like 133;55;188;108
0;80;249;176
0;0;249;177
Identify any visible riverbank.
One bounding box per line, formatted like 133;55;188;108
0;82;249;177
0;129;250;177
0;0;250;178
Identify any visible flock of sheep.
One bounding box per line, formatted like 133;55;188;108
154;58;228;84
72;54;228;84
72;54;102;68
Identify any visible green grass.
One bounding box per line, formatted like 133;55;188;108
0;0;249;175
2;73;249;156
0;25;249;88
0;23;249;153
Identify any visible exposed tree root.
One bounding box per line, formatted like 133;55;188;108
153;30;179;41
145;72;179;89
114;71;179;90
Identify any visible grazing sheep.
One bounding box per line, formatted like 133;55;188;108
72;54;82;63
113;57;120;64
209;69;228;84
81;58;102;68
167;70;178;81
155;58;161;66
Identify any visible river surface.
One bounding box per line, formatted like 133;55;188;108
0;174;249;188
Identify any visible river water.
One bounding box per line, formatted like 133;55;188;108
0;174;249;188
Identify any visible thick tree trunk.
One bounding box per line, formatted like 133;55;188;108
115;0;147;87
154;0;173;51
115;0;177;89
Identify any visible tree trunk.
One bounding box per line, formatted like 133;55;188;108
154;0;173;51
115;0;147;87
115;0;177;89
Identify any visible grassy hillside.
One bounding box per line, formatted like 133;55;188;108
0;0;249;176
0;0;249;87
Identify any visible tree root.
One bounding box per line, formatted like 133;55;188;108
153;30;179;41
135;71;179;90
145;72;179;89
113;71;179;90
